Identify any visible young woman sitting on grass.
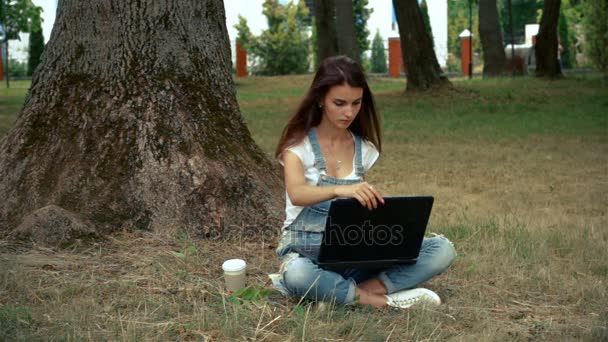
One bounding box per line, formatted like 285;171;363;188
273;55;457;309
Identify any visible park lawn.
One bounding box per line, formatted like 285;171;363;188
0;81;31;137
1;75;607;341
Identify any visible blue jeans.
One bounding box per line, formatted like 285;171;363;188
276;231;457;304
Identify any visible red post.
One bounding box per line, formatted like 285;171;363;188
460;30;472;77
388;37;404;78
236;41;247;78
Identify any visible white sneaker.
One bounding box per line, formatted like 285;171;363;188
385;288;441;309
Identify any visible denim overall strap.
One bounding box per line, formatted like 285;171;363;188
353;134;364;178
283;129;365;234
307;129;327;174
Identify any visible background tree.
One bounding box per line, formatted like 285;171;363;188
0;0;42;86
27;27;43;76
314;0;369;64
313;0;337;62
0;0;283;240
479;0;506;76
310;17;319;69
370;29;387;73
582;0;607;77
334;0;360;62
392;0;450;91
535;0;562;77
238;0;310;75
353;0;373;61
421;0;434;43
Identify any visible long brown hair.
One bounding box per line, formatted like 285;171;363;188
274;55;382;160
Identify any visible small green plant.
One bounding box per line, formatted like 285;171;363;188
170;245;197;260
172;230;199;260
231;285;274;301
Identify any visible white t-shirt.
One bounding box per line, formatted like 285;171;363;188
280;135;380;229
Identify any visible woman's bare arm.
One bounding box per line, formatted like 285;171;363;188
283;151;384;209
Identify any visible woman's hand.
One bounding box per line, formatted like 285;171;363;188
334;182;385;210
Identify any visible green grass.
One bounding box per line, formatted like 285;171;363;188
236;75;607;155
0;304;34;341
0;81;30;137
1;74;607;340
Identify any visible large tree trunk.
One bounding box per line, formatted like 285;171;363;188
535;0;562;78
334;0;360;63
0;0;283;240
479;0;506;76
392;0;451;91
314;0;338;62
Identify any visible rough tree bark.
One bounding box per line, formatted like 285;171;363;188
392;0;451;91
334;0;360;63
535;0;562;78
314;0;338;62
0;0;283;241
479;0;506;76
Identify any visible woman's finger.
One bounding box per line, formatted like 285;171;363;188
353;193;368;209
356;189;373;210
361;185;378;209
367;185;384;205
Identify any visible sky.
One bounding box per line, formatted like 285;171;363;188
9;0;448;66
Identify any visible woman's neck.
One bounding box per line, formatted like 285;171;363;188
315;121;350;144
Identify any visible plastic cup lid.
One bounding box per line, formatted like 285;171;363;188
222;259;246;272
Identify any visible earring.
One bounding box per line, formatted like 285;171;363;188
318;103;323;108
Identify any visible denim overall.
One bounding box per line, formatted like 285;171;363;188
276;129;457;305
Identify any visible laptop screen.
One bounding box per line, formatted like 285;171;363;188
319;196;434;263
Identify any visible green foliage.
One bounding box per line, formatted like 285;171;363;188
234;15;254;48
561;0;584;67
0;0;43;40
353;0;373;60
557;9;573;68
1;0;43;79
496;0;542;43
7;59;27;77
234;0;310;75
27;28;44;75
360;54;371;72
446;53;462;72
370;29;387;73
448;5;481;59
421;0;434;43
582;0;608;75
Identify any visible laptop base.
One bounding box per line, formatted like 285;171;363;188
291;245;417;271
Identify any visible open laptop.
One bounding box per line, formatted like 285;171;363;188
291;196;434;270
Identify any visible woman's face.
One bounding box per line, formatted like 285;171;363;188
320;83;363;130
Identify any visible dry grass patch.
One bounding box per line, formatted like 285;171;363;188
1;75;607;340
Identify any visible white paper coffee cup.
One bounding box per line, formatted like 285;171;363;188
222;259;247;292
